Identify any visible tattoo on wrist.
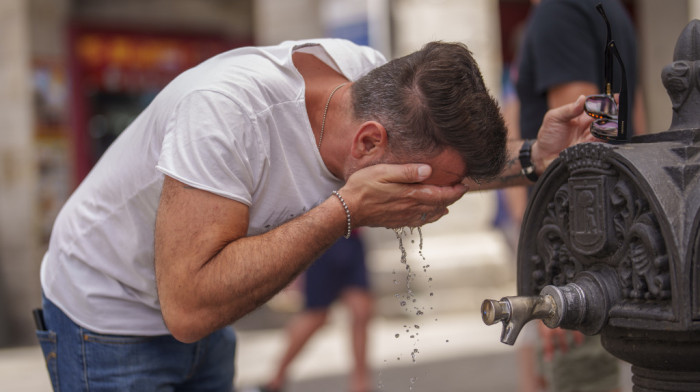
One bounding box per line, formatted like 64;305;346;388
497;157;526;184
498;173;525;184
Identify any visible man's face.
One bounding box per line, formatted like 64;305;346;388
417;147;466;186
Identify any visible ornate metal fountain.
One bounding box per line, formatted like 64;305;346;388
481;20;700;391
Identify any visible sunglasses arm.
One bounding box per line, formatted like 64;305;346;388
597;3;614;93
610;41;628;140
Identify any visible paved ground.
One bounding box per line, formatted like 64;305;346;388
234;308;519;391
281;352;519;392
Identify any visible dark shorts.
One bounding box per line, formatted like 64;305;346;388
304;233;368;310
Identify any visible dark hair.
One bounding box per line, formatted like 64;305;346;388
351;41;507;183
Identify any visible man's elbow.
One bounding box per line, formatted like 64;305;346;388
161;305;211;343
161;302;247;343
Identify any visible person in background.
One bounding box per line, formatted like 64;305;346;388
255;232;372;392
515;0;643;390
518;0;644;140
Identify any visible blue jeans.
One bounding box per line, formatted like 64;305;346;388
36;295;236;391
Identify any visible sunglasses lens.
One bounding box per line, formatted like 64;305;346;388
585;95;618;118
590;119;619;140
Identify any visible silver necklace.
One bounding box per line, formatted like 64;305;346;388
318;83;347;150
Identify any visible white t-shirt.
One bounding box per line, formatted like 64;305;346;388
40;39;387;336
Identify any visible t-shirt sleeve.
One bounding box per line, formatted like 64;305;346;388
319;39;388;80
156;90;262;206
529;2;599;94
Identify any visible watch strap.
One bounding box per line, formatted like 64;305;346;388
518;139;539;182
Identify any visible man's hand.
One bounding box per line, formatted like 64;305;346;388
338;163;468;229
532;95;597;175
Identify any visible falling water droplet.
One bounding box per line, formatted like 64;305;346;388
389;226;439;387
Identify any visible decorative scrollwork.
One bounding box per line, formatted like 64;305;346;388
619;213;671;300
611;179;645;246
531;185;584;292
528;148;671;303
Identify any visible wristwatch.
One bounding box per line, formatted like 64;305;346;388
518;139;539;182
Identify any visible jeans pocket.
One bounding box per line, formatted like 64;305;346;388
81;332;165;390
36;329;59;391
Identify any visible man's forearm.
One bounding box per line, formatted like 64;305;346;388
156;195;347;343
464;139;538;191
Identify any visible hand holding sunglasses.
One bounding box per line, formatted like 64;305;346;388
584;3;629;142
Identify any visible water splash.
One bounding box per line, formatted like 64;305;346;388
377;226;447;390
392;227;433;365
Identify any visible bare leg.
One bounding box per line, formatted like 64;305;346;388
341;287;374;392
266;309;329;391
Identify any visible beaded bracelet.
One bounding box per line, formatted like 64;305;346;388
332;190;352;239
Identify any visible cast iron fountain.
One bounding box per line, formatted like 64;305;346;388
482;20;700;391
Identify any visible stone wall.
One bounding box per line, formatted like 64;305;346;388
0;0;40;346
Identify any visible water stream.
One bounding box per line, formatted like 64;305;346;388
379;226;441;391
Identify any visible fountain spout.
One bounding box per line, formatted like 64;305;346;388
482;270;619;345
481;293;557;345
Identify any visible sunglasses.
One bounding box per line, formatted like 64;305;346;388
584;3;629;142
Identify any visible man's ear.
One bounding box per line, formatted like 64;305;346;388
350;121;388;158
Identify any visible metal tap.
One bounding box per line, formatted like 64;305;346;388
482;270;619;345
481;283;589;345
